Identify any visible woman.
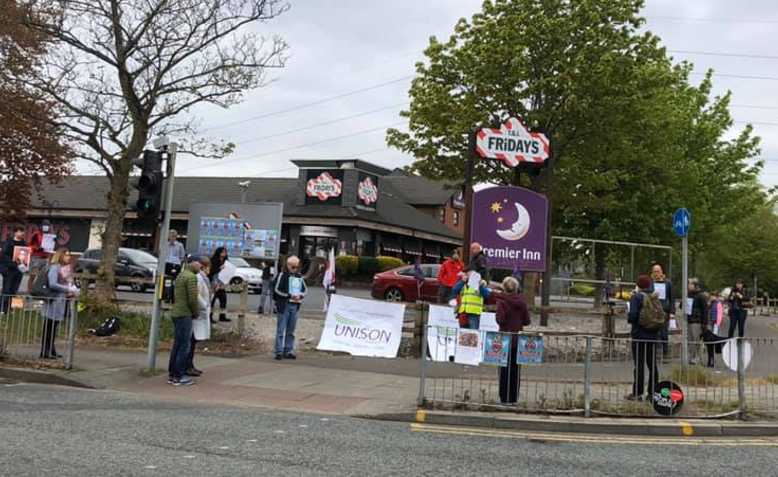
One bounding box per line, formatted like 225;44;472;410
626;274;661;400
187;256;211;377
209;247;230;323
41;248;79;359
728;279;751;338
259;262;275;315
495;276;530;405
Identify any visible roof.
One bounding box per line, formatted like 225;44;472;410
291;159;391;177
382;174;458;206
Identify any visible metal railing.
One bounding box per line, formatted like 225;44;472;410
418;326;778;418
0;295;78;369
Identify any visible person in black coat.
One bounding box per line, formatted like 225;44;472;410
208;247;230;323
650;263;674;356
728;279;751;338
466;242;489;281
1;226;28;313
626;274;661;401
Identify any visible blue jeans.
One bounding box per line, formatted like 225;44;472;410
467;314;480;330
168;317;193;379
276;303;300;355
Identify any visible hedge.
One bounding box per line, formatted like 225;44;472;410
335;255;406;277
377;256;404;271
335;255;359;276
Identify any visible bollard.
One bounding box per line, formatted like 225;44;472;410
584;336;593;417
237;282;248;337
65;300;78;370
737;338;746;419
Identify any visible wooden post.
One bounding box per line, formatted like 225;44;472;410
237;282;248;337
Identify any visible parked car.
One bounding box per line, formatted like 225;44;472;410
77;248;157;292
226;257;263;294
371;264;501;303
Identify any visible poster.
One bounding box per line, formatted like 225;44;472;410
653;282;667;301
454;329;482;366
517;335;544;365
479;312;499;332
41;233;57;253
482;332;510;366
317;295;405;358
427;305;459;362
13;246;31;268
685;298;694;315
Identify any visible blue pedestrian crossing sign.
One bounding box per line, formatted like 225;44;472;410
673;208;691;237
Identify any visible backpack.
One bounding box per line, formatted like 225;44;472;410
91;316;120;337
31;265;53;297
639;292;667;331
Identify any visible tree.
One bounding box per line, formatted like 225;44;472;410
17;0;288;297
0;0;71;217
387;0;764;300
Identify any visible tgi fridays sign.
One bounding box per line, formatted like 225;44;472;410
306;172;342;201
475;117;550;167
357;176;379;206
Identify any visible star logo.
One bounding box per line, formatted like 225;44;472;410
490;202;503;213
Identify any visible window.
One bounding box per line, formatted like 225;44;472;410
398;267;415;277
438;208;446;224
453;211;460;226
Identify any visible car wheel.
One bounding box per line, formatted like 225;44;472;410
384;288;404;302
130;279;147;293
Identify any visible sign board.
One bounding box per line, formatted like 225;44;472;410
651;381;684;416
471;186;549;272
317;295;405;358
673;208;691;237
454;329;482;366
187;202;283;260
722;340;753;372
452;190;466;209
516;335;544;365
475;117;550;167
306;170;343;204
482;332;511;367
357;173;379;208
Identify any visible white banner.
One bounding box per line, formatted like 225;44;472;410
317;295;405;358
427;305;459;362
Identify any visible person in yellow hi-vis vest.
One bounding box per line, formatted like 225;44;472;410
450;271;492;329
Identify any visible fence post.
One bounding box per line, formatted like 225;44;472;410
584;336;593;417
737;337;746;419
237;282;248;337
64;300;78;370
417;304;429;407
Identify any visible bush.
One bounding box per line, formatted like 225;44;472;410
570;282;595;297
335;255;359;276
377;256;404;271
358;256;380;275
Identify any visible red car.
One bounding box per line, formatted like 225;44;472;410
372;264;501;303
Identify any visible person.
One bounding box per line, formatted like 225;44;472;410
1;226;28;313
649;263;674;357
704;291;725;368
437;249;464;304
187;256;211;377
728;279;751;338
41;248;79;359
28;222;53;293
168;258;200;386
164;230;187;302
686;278;708;365
465;242;489;281
259;261;275;315
451;270;492;330
208;247;230;323
273;256;307;360
626;274;661;401
495;276;530;405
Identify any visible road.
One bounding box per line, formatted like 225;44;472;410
1;383;776;476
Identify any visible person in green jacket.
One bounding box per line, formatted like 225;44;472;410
168;258;201;386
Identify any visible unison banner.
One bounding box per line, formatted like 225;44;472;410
317;295;405;358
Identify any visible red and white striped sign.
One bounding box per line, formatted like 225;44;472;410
475;117;550;167
306;172;342;201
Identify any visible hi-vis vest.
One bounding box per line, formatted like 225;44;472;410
458;286;484;315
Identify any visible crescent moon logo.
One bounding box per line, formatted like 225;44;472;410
496;202;531;241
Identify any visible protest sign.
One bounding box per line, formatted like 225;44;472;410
454;329;482;366
427;305;459;362
482;332;510;366
479;312;499;332
517;335;544;365
317;295;405;358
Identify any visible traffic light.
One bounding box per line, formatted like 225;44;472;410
132;150;164;221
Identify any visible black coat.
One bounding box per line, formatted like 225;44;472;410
628;291;661;340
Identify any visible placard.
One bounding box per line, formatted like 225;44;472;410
454;329;482;366
653;282;667;301
317;295;405;358
482;332;510;366
427;305;459;362
517;335;544;365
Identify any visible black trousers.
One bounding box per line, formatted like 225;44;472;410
631;340;659;397
211;289;227;319
499;335;521;404
186;335;197;370
1;270;23;313
728;309;747;338
40;319;60;358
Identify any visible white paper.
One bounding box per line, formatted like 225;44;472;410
427;305;460;362
669;319;678;330
653;282;667;301
217;260;237;284
454;329;482;366
467;272;481;290
317;295;405;358
478;312;499;332
41;233;57;253
685;298;694;315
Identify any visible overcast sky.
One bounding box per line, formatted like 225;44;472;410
99;0;778;189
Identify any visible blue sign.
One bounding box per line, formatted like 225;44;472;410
673;208;691;237
517;335;544;365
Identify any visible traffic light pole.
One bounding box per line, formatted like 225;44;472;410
147;142;177;372
681;234;689;366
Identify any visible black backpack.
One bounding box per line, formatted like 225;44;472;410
31;265;53;297
91;316;120;337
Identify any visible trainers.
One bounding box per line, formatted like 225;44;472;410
167;376;174;385
283;353;297;360
172;377;194;386
274;354;283;361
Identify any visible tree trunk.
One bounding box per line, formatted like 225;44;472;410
95;164;131;301
523;272;538;313
593;250;607;309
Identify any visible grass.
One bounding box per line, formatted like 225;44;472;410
670;365;734;387
766;375;778;385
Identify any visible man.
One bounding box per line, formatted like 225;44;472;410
451;271;492;330
168;257;201;386
1;226;28;313
165;230;187;302
626;274;661;401
650;263;674;357
437;249;463;304
466;242;489;282
28;221;54;293
686;278;708;366
273;256;307;360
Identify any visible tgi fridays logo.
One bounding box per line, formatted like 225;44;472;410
357;177;378;205
307;172;342;201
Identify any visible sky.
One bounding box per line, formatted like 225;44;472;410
94;0;778;190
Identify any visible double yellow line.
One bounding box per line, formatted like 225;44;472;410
410;423;778;447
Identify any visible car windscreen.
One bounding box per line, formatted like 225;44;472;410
122;249;158;266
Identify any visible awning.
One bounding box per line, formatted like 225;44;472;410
380;236;402;254
423;242;440;257
403;239;422;256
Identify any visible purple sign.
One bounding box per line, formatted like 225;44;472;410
471;186;548;272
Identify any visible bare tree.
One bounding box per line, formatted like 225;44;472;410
19;0;288;298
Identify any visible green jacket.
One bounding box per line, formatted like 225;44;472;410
172;267;200;319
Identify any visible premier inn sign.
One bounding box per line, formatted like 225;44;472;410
475;117;550;167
